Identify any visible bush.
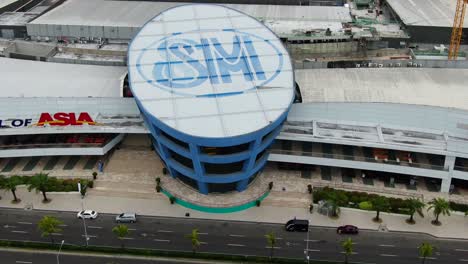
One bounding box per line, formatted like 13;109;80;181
64;185;75;192
256;200;261;207
92;172;97;179
450;201;468;213
156;185;161;193
359;201;373;210
87;180;94;188
169;196;176;204
156;177;161;184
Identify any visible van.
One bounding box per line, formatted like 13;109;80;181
115;213;137;223
285;219;309;232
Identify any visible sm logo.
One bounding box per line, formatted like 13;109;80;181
136;29;284;97
34;112;97;126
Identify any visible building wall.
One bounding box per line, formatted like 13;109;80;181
407;26;468;45
136;100;288;194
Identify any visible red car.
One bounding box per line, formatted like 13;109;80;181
337;225;359;234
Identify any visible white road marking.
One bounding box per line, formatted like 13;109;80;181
276;237;283;240
59;224;68;227
229;234;245;237
380;254;398;257
306;249;321;252
51;233;63;236
198;232;208;235
456;249;468;252
265;246;281;249
419;257;437;260
88;226;102;229
304;239;319;242
128;228;137;231
227;244;245;247
17;222;32;225
11;231;28;234
15;261;32;264
153;239;170;242
122;237;134;240
82;235;97;238
379;244;395;247
341;251;358;255
200;242;208;245
157;230;173;233
459;259;468;262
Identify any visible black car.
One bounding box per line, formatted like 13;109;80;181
337;225;359;234
285;219;309;232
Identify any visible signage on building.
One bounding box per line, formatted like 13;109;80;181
0;112;97;128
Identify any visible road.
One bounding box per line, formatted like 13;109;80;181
1;208;468;264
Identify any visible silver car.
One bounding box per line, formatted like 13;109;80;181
115;213;137;223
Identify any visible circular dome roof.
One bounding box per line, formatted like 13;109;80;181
128;4;294;138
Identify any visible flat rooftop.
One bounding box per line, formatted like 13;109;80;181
386;0;467;28
0;57;126;98
296;68;468;111
0;0;18;10
28;0;351;32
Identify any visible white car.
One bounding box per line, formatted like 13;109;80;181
77;210;98;219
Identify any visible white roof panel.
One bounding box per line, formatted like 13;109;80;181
0;57;126;98
128;4;294;138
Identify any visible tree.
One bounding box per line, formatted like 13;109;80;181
112;224;129;248
265;231;277;260
28;173;51;202
342;238;353;264
419;242;434;264
186;229;201;254
427;197;450;225
1;175;22;203
406;198;425;224
38;216;63;245
326;191;347;218
371;196;390;222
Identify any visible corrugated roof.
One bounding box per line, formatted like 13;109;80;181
386;0;467;28
296;68;468;111
0;57;127;98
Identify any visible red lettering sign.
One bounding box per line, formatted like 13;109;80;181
34;112;97;126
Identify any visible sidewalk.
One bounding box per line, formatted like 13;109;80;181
1;186;467;240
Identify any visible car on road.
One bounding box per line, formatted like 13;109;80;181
285;219;309;232
115;213;137;223
337;225;359;234
77;210;98;220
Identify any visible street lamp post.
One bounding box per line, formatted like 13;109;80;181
56;240;64;264
80;197;89;247
304;218;311;264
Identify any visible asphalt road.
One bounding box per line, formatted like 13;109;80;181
1;208;468;264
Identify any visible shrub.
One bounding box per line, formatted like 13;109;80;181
156;177;161;184
256;200;261;207
449;202;468;213
87;180;94;188
64;185;75;192
268;182;273;190
156;185;161;193
20;176;31;185
92;172;97;179
307;184;312;194
359;201;373;210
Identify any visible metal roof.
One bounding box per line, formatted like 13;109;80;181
386;0;468;28
0;57;127;98
28;0;351;36
296;68;468;111
128;4;294;138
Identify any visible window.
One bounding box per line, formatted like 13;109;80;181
159;130;189;149
200;142;250;155
168;149;193;169
204;160;245;175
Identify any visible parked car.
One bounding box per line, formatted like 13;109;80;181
77;210;98;220
115;213;137;223
285;219;309;232
337;225;359;234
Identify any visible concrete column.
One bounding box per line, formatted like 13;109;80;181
441;177;452;193
444;155;456;170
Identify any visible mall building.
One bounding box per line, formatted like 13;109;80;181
0;3;468;194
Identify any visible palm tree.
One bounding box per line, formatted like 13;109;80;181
342;238;353;264
38;216;63;245
427;198;450;225
28;173;51;202
326;192;342;218
371;196;390;222
265;231;277;260
419;242;434;264
406;198;425;224
112;224;129;248
186;229;201;254
2;175;22;203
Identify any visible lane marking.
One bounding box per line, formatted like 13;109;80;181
59;224;68;227
88;226;102;229
128;228;137;231
51;233;63;236
380;254;398;257
379;244;395;247
306;249;321;252
227;244;245;247
456;249;468;252
419;257;437;260
82;235;97;238
157;230;173;233
265;246;281;249
17;222;32;225
276;237;283;240
153;239;170;242
198;232;208;235
304;239;319;242
11;231;28;234
341;251;358;255
16;261;32;264
200;242;208;245
122;237;134;240
459;259;468;262
229;234;245;237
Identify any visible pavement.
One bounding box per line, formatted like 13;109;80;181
1;208;468;264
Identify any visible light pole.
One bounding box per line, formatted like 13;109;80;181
80;196;89;247
304;219;310;264
56;240;64;264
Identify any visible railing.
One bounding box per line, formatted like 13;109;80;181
270;149;446;171
0;142;109;150
313;182;424;199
